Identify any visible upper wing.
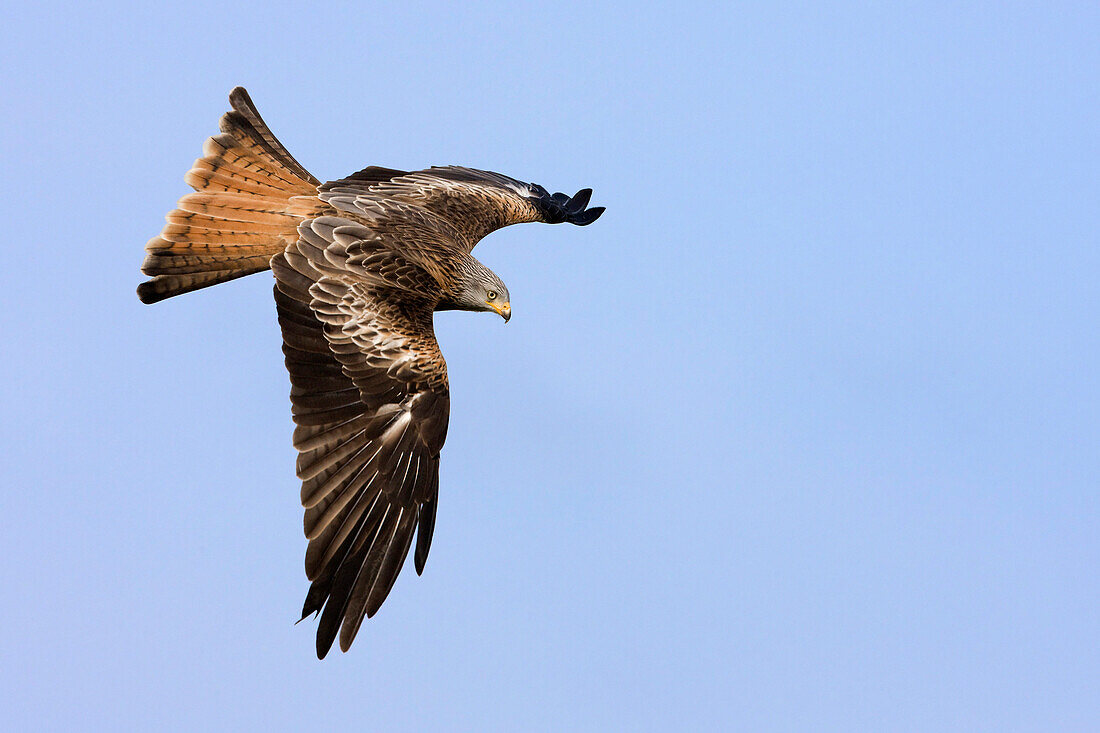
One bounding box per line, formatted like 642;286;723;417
317;166;546;251
272;216;450;658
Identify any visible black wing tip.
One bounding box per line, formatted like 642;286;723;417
532;186;605;226
297;597;322;625
565;188;592;214
315;615;340;659
414;496;437;576
573;206;605;226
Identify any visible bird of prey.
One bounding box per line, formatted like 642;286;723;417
138;87;603;658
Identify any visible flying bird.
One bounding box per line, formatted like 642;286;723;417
138;87;604;658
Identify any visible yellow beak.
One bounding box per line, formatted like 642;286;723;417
489;301;511;322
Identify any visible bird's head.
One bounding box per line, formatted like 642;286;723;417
451;263;511;322
525;184;605;226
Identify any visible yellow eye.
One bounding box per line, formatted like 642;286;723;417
487;290;498;301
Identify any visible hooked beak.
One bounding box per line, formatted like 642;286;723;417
489;301;511;322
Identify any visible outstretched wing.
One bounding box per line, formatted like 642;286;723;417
318;165;600;250
272;216;450;658
317;166;537;250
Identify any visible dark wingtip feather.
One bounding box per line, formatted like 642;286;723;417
565;188;592;214
315;609;340;659
414;498;437;575
573;206;605;226
299;580;328;623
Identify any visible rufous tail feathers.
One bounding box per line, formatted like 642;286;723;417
138;88;319;304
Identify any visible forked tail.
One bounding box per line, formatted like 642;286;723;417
137;87;320;304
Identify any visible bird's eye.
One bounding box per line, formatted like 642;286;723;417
487;290;498;301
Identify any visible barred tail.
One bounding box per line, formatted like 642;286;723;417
137;87;320;304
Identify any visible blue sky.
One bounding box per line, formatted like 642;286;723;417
1;2;1098;730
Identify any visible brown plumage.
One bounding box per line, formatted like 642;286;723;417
138;87;604;658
